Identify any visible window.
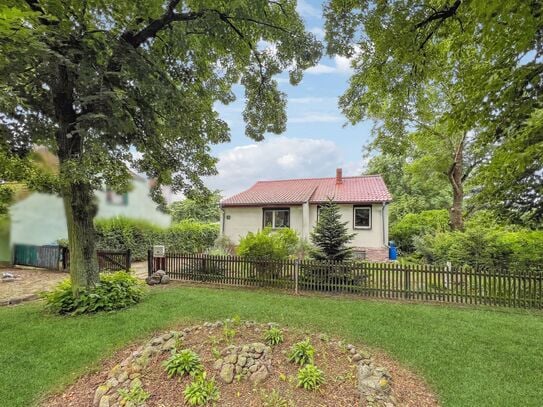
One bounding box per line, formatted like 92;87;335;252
263;208;290;228
353;206;371;229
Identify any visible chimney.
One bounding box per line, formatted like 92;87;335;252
336;168;343;184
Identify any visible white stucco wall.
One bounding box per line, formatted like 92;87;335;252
222;203;389;248
9;178;171;247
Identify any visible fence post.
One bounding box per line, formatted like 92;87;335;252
404;265;411;299
294;260;299;295
147;249;153;277
126;249;132;272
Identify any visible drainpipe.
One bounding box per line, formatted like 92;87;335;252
382;201;388;247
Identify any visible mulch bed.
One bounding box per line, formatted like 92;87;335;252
43;321;439;407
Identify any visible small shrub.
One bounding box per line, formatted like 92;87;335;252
118;381;150;406
183;373;220;406
164;349;203;378
288;339;315;366
41;272;145;315
222;326;236;344
264;327;284;346
297;364;325;390
260;389;294;407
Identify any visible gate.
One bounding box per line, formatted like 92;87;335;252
13;244;131;272
13;244;61;270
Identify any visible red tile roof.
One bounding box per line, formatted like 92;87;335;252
221;175;392;207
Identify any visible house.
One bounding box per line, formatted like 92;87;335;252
220;169;392;261
8;175;171;250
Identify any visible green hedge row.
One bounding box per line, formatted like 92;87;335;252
95;217;219;261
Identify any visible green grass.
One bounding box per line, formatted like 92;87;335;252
1;285;542;407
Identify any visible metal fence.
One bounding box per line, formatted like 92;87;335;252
148;252;543;309
12;244;131;272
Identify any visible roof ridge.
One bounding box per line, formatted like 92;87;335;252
255;174;383;183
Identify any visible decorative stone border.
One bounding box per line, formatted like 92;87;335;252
93;321;397;407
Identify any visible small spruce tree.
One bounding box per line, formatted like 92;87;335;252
310;199;355;261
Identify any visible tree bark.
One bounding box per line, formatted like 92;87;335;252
53;64;99;294
448;135;465;231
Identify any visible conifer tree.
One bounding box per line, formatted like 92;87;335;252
310;199;355;261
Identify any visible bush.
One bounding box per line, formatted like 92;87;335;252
390;209;449;253
415;226;543;270
288;339;315;366
41;271;145;315
297;364;325;390
164;349;204;378
183;373;220;406
118;381;150;406
264;327;284;346
237;227;299;260
94;217;219;260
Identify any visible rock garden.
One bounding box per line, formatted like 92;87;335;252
44;319;438;407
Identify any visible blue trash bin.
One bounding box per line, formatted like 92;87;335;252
388;242;397;260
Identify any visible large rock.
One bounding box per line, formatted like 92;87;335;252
250;365;269;384
220;363;235;383
160;274;170;284
358;364;391;395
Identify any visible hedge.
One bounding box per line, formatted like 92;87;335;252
95;217;219;261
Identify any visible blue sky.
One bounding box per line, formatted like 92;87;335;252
204;0;374;197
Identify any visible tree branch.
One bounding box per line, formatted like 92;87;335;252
415;0;462;29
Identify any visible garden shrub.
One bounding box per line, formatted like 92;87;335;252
297;364;325;390
390;209;449;253
95;217;163;260
164;349;204;378
94;217;219;260
288;339;315;366
237;227;299;260
183;373;220;406
41;271;145;315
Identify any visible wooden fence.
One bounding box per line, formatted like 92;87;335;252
13;244;131;272
148;252;543;309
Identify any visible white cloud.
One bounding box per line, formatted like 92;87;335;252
306;55;354;75
289;113;343;123
309;26;325;39
296;0;321;18
289;97;337;104
204;137;358;197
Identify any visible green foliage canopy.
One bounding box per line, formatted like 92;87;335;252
169;190;221;223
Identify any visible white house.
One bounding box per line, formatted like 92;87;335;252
220;169;392;261
9;175;171;248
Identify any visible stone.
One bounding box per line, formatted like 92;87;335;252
235;365;242;374
106;377;119;388
155;270;166;276
129;363;142;374
98;395;110;407
346;344;354;350
128;372;141;380
213;359;223;370
145;275;161;285
94;385;110;406
161;338;176;352
352;353;363;362
237;355;247;367
250;365;269;384
117;371;128;383
108;364;122;378
130;378;142;389
150;336;164;346
224;354;237;364
160;275;170;284
248;364;258;373
245;357;254;367
220;363;235;384
253;343;266;354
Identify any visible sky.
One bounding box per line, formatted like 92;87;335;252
203;0;374;198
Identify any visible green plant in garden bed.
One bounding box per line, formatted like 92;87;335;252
183;372;220;406
264;326;284;346
260;389;294;407
118;380;150;406
297;364;325;390
288;339;315;366
164;349;203;378
40;271;145;315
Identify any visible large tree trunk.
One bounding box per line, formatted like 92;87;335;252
448;135;465;231
53;64;99;294
63;182;99;293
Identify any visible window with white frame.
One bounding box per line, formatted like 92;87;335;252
353;206;371;229
263;208;290;228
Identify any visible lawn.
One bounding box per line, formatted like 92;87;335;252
1;285;542;407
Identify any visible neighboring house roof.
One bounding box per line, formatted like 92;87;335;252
221;172;392;207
